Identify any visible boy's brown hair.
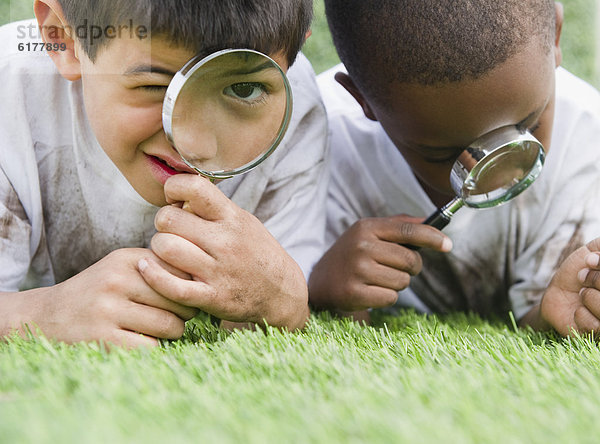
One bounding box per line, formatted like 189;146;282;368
58;0;313;66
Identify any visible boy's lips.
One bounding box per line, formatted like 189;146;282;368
145;153;196;184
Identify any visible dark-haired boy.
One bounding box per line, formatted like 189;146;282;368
309;0;600;334
0;0;328;346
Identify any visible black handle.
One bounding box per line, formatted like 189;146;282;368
423;208;451;230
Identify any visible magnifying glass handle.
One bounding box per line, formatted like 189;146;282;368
404;208;450;251
405;197;464;250
423;197;465;230
423;208;452;230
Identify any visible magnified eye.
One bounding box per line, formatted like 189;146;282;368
223;82;267;102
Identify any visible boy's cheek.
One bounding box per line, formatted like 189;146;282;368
86;102;164;155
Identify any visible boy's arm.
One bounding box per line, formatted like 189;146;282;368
0;249;198;347
0;168;198;346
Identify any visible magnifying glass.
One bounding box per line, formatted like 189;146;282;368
424;126;545;230
162;48;293;180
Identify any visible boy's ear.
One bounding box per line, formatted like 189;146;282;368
334;72;378;121
553;2;563;67
34;0;81;81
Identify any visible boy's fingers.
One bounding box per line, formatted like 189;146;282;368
368;216;452;252
116;331;160;349
579;269;600;289
574;305;600;334
153;206;224;255
585;253;600;271
98;330;159;350
138;258;217;312
585;238;600;255
118;302;186;340
581;287;600;319
371;241;423;275
359;284;400;309
128;260;199;321
129;291;198;321
359;262;412;292
150;232;216;275
163;174;234;221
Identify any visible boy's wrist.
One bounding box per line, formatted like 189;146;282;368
0;287;48;339
265;268;309;331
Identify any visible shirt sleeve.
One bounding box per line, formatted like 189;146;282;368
259;56;330;279
0;165;33;292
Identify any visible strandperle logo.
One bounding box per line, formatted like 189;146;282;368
16;19;149;45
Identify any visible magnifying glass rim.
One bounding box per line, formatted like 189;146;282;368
162;48;294;179
458;129;545;208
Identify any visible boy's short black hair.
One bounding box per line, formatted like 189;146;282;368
325;0;556;100
58;0;313;67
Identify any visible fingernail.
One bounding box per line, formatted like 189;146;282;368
138;259;149;272
578;268;590;283
586;253;600;267
441;238;453;252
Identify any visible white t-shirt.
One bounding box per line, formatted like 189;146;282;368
0;20;329;291
318;63;600;320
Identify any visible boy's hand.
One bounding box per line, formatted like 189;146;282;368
308;216;452;312
138;175;309;330
11;249;198;348
538;238;600;336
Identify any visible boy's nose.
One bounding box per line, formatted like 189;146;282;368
171;125;220;169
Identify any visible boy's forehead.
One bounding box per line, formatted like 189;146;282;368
84;35;196;76
375;40;556;145
86;35;288;75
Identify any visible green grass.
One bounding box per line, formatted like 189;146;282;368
3;312;600;443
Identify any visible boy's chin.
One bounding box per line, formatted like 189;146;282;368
134;186;169;208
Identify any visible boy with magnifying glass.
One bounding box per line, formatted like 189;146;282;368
309;0;600;335
0;0;328;347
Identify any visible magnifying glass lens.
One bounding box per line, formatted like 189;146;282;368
163;49;292;178
424;128;545;231
464;141;541;196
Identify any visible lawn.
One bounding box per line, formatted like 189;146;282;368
1;1;600;443
4;313;600;443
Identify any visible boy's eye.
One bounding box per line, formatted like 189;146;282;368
223;83;267;103
140;85;168;92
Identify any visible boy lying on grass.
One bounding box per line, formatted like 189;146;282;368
0;0;328;347
309;0;600;335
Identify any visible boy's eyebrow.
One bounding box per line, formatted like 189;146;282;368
123;61;276;78
123;65;176;76
224;61;278;76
